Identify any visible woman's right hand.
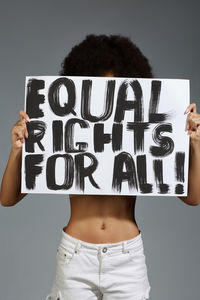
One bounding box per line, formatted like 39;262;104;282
11;110;30;150
0;110;30;206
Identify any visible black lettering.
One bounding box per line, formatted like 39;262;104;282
153;159;169;193
112;151;138;193
25;121;46;152
93;123;123;152
150;123;174;157
75;152;100;191
46;154;74;190
26;79;45;118
25;154;44;189
174;152;185;194
148;80;170;123
136;155;153;193
65;118;89;153
114;80;144;123
126;122;150;154
52;120;63;152
48;77;76;116
81;80;115;122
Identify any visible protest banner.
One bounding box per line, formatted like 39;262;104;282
21;76;190;196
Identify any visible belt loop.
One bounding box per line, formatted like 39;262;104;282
122;241;128;253
74;240;81;253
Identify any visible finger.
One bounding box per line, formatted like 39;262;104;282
184;103;197;114
22;123;29;138
184;103;194;114
192;115;200;125
186;113;200;131
186;112;194;130
15;119;26;127
13;121;28;135
186;117;194;131
17;121;29;138
185;113;191;130
15;140;23;148
19;137;25;143
25;128;28;138
12;127;25;139
187;118;198;131
15;137;25;148
18;110;30;122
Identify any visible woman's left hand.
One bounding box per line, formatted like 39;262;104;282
185;103;200;143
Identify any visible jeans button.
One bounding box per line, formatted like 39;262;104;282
102;247;107;253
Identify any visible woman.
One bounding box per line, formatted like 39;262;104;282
1;34;200;300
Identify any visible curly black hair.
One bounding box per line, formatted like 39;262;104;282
59;34;153;78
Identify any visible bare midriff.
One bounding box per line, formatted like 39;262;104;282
64;195;139;244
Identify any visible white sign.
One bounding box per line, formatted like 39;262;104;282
21;76;190;196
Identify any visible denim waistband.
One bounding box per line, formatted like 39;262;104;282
59;226;143;254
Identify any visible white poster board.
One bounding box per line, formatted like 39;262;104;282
21;76;190;196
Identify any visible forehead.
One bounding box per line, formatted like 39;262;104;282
104;71;115;77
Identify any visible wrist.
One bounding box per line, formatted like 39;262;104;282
190;139;200;154
10;146;22;159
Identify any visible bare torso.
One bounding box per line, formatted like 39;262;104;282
64;195;139;243
64;72;139;244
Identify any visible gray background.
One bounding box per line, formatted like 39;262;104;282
0;0;200;299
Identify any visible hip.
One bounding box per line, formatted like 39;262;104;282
64;218;140;243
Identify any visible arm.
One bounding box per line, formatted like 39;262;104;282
178;140;200;206
0;110;29;207
0;147;27;206
178;103;200;206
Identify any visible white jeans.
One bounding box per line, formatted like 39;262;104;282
45;227;151;300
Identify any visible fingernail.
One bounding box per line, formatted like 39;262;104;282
184;108;190;114
26;117;30;122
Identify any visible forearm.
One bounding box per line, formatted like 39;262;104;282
0;147;22;206
183;140;200;205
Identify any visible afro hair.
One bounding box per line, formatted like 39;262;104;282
59;34;153;78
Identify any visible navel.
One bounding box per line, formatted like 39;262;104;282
101;222;106;230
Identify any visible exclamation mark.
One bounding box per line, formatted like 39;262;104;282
175;152;185;194
153;159;169;194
